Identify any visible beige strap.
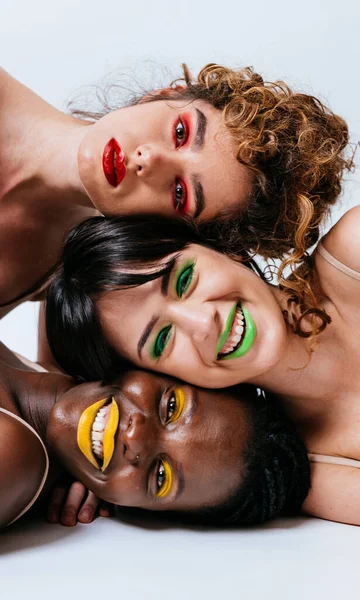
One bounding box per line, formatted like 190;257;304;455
0;408;49;525
308;452;360;469
317;242;360;281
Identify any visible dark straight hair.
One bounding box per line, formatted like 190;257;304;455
46;215;236;381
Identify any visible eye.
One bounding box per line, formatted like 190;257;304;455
176;262;194;298
153;325;172;359
156;460;173;498
174;118;188;148
173;178;188;213
164;388;185;424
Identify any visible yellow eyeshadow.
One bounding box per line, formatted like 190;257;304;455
157;461;173;498
168;387;185;423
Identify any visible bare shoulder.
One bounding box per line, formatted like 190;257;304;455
303;461;360;526
0;410;47;527
320;206;360;274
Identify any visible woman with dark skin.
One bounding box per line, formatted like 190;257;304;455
0;339;309;529
0;64;351;326
46;206;360;526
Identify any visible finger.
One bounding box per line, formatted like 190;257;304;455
78;491;100;524
60;481;87;527
99;502;114;518
47;485;68;524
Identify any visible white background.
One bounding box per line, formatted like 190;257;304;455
0;1;360;598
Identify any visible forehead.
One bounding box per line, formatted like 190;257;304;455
161;387;251;512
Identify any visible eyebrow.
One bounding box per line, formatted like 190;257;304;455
137;260;177;360
191;108;207;151
173;461;185;501
191;174;205;219
137;315;159;360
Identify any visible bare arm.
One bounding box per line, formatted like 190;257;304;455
0;411;47;527
303;462;360;526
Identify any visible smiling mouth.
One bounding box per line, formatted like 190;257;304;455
77;397;119;471
102;138;126;187
216;303;256;360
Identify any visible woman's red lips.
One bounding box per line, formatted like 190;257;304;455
102;138;126;187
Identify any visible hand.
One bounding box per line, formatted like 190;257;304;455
46;480;113;527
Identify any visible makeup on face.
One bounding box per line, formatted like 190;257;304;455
49;372;250;511
102;138;126;187
95;242;287;390
75;381;189;500
216;303;257;361
78;99;252;221
77;396;119;471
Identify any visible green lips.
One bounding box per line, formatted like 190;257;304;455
216;303;257;361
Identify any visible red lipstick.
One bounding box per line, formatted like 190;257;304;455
102;138;126;187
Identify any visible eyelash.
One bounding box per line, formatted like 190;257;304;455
173;117;189;148
156;459;172;498
163;387;185;425
172;178;188;214
172;117;189;214
152;388;185;499
151;262;195;360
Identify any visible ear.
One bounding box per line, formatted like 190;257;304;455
138;85;186;104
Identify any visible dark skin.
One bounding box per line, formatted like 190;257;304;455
0;341;251;527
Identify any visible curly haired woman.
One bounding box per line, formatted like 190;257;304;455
0;63;352;322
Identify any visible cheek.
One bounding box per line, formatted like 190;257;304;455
99;469;144;506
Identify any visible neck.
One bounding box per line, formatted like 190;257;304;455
11;369;75;443
0;68;93;209
246;286;334;404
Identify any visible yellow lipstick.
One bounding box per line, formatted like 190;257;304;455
77;397;119;470
101;398;119;471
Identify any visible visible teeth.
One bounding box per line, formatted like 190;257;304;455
219;304;247;357
92;422;104;432
90;402;112;462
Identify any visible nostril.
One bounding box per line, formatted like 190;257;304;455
137;165;142;172
137;150;141;157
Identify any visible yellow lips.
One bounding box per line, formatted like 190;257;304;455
77;397;119;471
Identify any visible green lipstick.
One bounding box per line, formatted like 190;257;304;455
217;304;256;361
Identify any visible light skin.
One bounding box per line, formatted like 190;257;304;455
77;97;253;220
0;68;252;318
97;244;287;390
95;206;360;525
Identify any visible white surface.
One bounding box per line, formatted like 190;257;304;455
0;0;360;597
1;515;359;600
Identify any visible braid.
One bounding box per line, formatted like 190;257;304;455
190;391;310;526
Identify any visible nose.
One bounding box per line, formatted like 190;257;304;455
167;301;217;344
130;144;172;180
120;412;153;463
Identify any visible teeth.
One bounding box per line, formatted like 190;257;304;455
219;305;246;357
90;404;111;460
92;422;104;432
